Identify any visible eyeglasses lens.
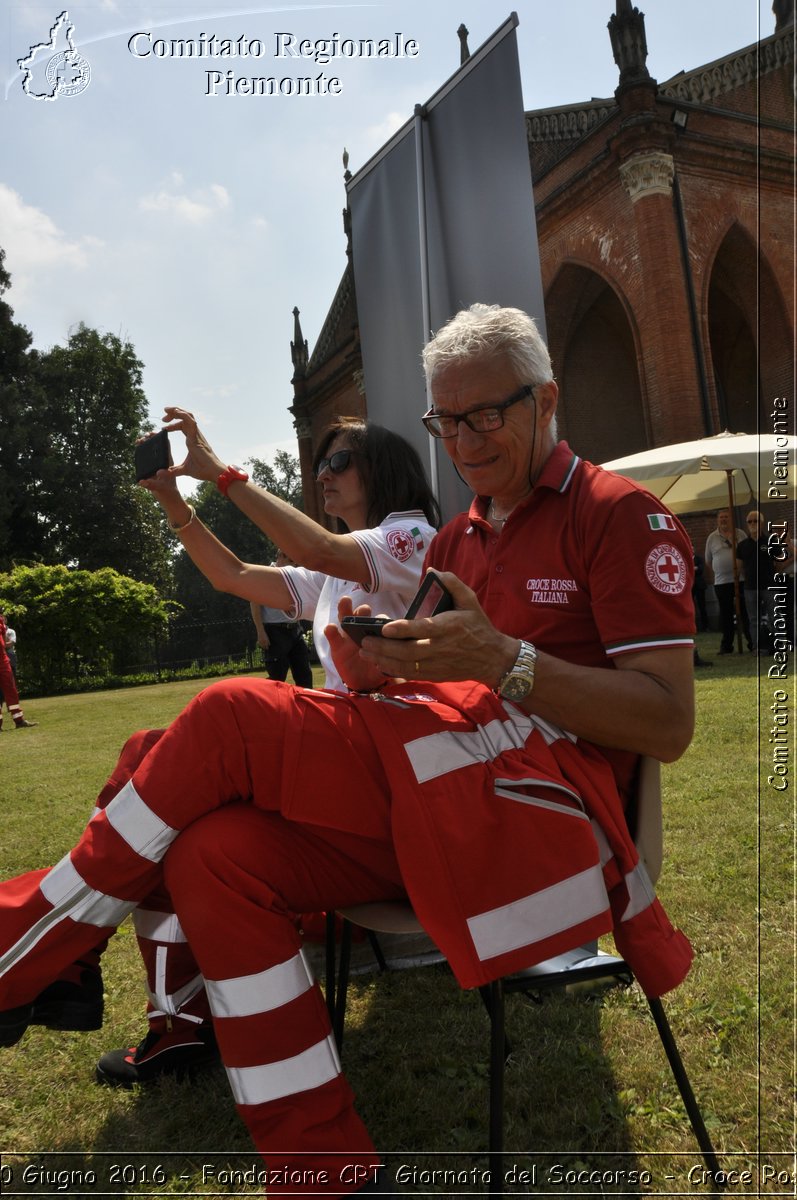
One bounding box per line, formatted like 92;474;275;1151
315;449;352;478
423;385;532;439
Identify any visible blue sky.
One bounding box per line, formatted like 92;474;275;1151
1;1;771;478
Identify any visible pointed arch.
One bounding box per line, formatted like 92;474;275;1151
706;221;793;434
545;263;648;463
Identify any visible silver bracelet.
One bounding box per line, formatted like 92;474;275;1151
169;505;196;533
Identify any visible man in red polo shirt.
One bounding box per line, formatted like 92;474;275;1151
0;304;695;1197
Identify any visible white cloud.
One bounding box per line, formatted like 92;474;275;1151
190;383;239;402
0;183;99;292
247;437;299;464
139;180;231;225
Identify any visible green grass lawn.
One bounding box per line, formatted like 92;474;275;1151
0;639;793;1196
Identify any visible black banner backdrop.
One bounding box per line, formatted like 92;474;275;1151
347;13;546;521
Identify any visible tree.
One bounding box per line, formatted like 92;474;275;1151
0;250;47;568
249;449;304;511
0;562;173;691
0;251;173;590
169;450;304;663
34;323;173;589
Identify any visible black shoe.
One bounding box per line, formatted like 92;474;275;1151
0;963;103;1047
14;719;37;728
30;962;104;1031
0;1004;35;1047
96;1024;220;1088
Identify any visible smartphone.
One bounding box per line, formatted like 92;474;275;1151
134;430;170;481
340;570;454;644
339;616;391;645
404;570;455;620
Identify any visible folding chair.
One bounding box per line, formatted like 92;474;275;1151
326;757;724;1193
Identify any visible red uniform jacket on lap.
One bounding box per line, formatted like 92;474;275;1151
343;680;693;998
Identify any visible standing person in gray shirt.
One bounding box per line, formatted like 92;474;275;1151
704;508;751;654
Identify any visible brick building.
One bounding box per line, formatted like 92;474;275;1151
289;1;794;532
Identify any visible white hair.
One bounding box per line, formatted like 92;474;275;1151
422;303;554;388
422;303;557;440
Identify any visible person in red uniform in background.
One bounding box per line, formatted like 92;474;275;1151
0;610;36;731
0;305;695;1197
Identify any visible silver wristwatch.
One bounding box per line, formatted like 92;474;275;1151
495;640;537;702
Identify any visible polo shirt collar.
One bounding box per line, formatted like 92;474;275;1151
467;441;582;528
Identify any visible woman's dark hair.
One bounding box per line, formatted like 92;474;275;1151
313;418;441;531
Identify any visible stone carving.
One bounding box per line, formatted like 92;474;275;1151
619;152;675;200
660;30;793;103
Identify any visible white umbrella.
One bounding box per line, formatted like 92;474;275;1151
601;431;796;516
602;431;796;653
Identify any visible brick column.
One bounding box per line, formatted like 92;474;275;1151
619;151;709;445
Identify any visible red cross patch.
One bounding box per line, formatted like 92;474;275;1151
645;543;688;595
386;528;414;562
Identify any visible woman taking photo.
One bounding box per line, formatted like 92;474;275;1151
150;408;440;691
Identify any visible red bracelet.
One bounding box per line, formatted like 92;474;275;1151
217;465;249;496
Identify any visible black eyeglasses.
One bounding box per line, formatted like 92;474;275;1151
314;448;360;479
422;384;535;439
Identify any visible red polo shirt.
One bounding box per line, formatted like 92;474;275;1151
425;442;695;796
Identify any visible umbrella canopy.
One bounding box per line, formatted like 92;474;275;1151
602;431;796;515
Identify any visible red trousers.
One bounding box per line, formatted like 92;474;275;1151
0;678;405;1195
0;643;22;717
94;729;212;1032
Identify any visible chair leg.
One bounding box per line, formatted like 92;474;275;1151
333;919;353;1052
647;997;724;1184
488;978;505;1197
366;929;389;972
324;912;337;1026
478;984;513;1060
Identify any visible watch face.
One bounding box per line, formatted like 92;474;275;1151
502;675;533;701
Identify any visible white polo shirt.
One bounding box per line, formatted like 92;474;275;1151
280;510;436;691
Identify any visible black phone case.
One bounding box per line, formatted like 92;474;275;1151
135;430;170;481
340;617;390;645
404;570;455;619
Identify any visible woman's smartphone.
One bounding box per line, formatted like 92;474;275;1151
135;430;170;481
339;616;391;645
341;570;454;645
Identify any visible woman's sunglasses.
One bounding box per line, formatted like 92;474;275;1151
314;449;360;479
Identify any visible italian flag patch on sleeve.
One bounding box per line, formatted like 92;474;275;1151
411;526;425;551
648;513;676;531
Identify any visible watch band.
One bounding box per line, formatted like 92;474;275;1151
495;640;537;702
217;465;249;496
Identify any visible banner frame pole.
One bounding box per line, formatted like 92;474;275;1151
413;102;439;500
